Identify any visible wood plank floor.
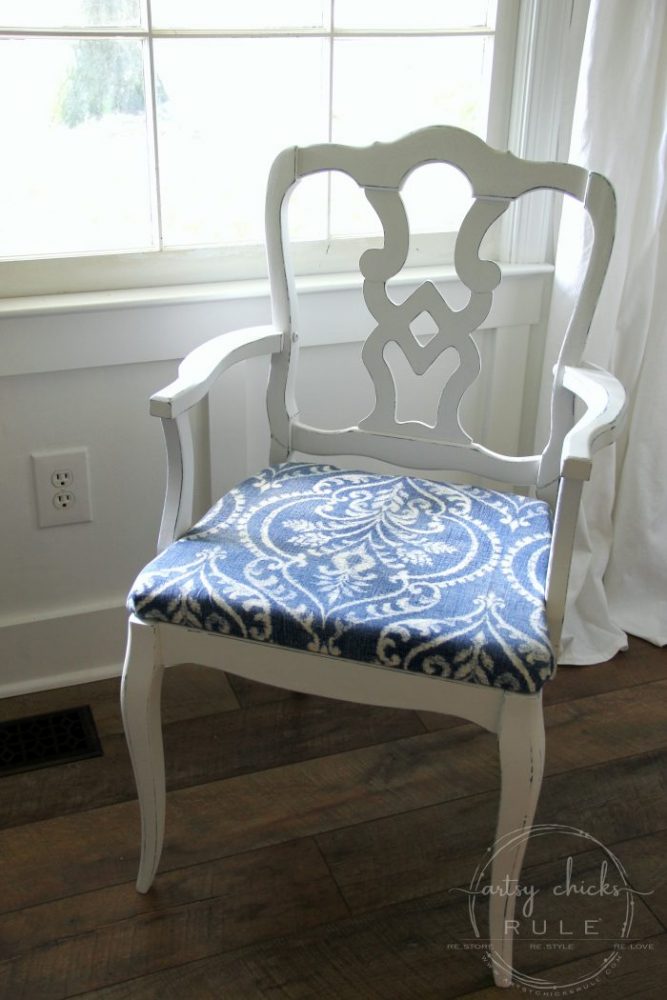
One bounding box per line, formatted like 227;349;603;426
0;638;665;999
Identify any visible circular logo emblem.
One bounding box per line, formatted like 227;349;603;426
456;823;652;993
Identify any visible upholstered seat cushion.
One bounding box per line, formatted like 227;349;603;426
128;463;556;693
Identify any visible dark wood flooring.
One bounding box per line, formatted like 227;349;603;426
0;637;665;999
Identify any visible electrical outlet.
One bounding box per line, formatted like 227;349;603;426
51;469;73;489
32;448;93;527
53;490;75;510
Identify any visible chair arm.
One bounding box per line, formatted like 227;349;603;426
150;325;283;419
560;364;627;480
151;325;282;550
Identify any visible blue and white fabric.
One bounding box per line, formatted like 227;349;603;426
128;463;555;692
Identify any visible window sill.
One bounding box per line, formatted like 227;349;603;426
0;262;554;379
0;262;552;319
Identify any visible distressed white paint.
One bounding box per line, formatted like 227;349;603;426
122;128;625;988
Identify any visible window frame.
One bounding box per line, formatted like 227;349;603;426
0;0;586;300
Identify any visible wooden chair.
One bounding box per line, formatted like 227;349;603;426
121;126;625;988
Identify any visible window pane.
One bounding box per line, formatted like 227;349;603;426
330;163;473;241
0;38;155;257
401;163;473;235
333;37;494;143
151;0;330;30
328;173;383;241
334;0;496;31
0;0;141;28
155;38;329;247
330;36;493;236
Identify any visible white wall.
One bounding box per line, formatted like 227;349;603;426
0;268;550;695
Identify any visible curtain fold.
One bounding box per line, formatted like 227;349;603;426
541;0;667;663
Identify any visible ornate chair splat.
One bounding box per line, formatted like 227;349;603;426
358;191;506;443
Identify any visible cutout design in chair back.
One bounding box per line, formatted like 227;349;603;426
266;127;615;487
358;190;507;444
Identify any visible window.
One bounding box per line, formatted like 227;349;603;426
0;0;517;295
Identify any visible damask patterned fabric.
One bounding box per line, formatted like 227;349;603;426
128;463;556;693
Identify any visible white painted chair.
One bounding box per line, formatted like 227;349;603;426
121;127;625;988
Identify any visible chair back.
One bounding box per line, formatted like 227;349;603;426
264;126;615;493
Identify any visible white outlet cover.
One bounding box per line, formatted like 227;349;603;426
32;448;93;528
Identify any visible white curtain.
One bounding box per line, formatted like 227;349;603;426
542;0;667;663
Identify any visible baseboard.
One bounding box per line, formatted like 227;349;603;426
0;602;127;698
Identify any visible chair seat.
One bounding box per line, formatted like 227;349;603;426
128;463;556;693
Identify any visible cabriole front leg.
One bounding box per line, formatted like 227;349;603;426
120;617;166;893
489;692;545;987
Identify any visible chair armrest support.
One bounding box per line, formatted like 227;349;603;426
545;365;626;658
150;325;283;419
152;325;282;551
560;364;627;480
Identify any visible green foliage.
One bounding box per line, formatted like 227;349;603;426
54;1;166;128
56;38;146;126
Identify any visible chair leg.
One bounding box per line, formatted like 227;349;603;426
489;693;545;988
120;617;166;893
